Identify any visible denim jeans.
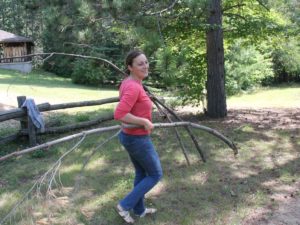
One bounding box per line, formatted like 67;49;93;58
118;131;163;215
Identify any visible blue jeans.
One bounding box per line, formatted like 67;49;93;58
118;131;163;215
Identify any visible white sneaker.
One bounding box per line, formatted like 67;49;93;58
116;204;135;224
138;208;157;218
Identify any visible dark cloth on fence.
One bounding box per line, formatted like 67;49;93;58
21;98;45;132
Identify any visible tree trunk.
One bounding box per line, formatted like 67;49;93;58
206;0;227;118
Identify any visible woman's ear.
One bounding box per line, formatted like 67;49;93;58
127;65;133;72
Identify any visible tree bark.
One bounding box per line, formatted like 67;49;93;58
206;0;227;118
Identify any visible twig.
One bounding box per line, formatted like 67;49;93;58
223;13;247;21
73;129;121;194
222;4;246;12
256;0;269;11
153;100;191;165
0;135;86;225
42;53;54;63
148;92;207;162
0;53;127;77
147;0;179;16
156;14;166;46
36;134;86;197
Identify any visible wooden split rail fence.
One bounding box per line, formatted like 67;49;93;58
0;96;119;147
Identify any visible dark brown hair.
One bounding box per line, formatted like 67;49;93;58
124;49;145;75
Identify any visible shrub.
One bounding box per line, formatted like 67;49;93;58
71;59;114;86
225;40;274;95
154;45;207;105
272;37;300;82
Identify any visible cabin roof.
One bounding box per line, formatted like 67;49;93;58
0;30;33;44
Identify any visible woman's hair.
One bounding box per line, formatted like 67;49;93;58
125;49;145;75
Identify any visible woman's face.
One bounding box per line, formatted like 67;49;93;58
128;54;149;80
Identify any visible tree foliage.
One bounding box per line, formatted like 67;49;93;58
0;0;299;107
225;39;274;95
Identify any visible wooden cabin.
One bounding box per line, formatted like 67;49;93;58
0;30;34;73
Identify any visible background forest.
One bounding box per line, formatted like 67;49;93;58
1;1;300;224
1;0;299;103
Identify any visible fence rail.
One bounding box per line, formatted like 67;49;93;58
0;96;119;146
0;55;33;63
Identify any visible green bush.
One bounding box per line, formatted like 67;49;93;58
272;37;300;82
71;59;114;86
154;45;207;105
225;40;274;95
43;55;74;78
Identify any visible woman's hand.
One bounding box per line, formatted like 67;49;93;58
119;113;153;131
142;119;154;131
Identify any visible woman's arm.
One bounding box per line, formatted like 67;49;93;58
119;113;153;131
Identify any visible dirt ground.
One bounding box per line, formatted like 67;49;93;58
228;108;300;225
177;107;300;225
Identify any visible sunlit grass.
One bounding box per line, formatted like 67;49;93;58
228;84;300;108
0;68;118;112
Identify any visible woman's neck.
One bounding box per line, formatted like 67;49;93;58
129;74;142;82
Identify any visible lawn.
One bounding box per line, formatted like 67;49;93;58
0;69;118;111
0;69;300;225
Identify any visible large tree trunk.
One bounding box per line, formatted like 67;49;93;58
206;0;227;118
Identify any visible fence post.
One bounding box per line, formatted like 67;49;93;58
17;96;37;146
17;96;27;130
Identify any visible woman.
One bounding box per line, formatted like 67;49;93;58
114;50;163;223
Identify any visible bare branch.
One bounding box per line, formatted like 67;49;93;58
0;53;127;77
0;122;237;163
146;0;179;16
256;0;269;11
156;14;166;46
73;129;121;193
223;13;247;21
153;100;191;165
147;92;208;162
0;135;86;225
222;4;246;12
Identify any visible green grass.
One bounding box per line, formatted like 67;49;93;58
227;84;300;108
0;69;300;224
0;68;118;112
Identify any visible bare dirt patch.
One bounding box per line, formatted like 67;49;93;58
176;107;300;225
242;180;300;225
177;107;300;130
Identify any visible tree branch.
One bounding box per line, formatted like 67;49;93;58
222;4;246;12
0;122;237;163
0;53;127;77
256;0;269;11
223;13;247;21
146;0;179;16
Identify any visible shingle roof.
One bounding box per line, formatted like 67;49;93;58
0;30;33;43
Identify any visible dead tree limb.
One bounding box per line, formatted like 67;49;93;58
256;0;269;11
0;53;127;76
0;122;237;163
222;3;246;12
0;134;87;225
146;0;179;16
153;100;191;165
19;114;114;135
73;129;121;194
0;97;119;122
0;52;237;162
145;87;207;162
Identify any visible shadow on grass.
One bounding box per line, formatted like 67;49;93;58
0;111;299;224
